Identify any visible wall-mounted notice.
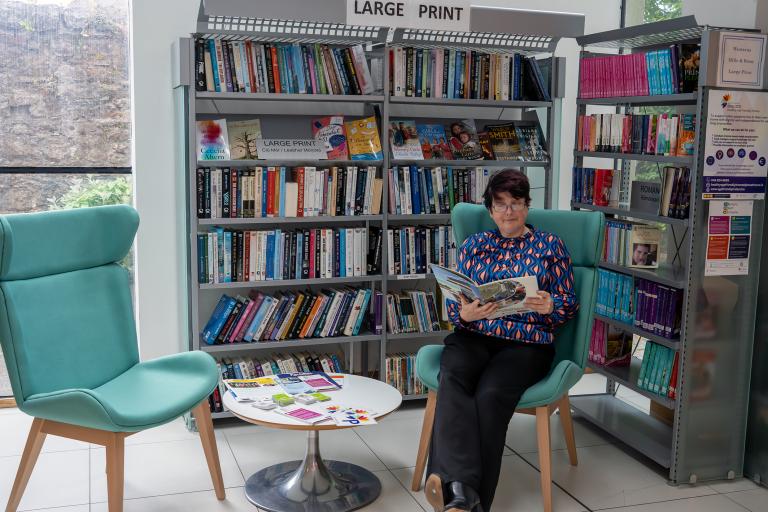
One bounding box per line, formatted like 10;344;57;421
346;0;470;31
702;89;768;200
255;140;327;160
705;200;753;276
717;31;766;90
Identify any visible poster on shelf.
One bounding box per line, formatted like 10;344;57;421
702;89;768;200
255;140;327;160
716;32;766;90
704;200;753;276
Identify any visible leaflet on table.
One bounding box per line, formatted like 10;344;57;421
273;405;331;424
276;372;343;395
223;379;269;402
429;264;538;318
322;405;378;426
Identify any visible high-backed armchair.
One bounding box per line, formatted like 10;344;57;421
411;204;604;512
0;205;224;512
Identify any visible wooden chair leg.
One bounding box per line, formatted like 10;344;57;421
5;418;47;512
106;433;125;512
411;389;437;492
192;400;226;500
558;395;578;466
536;406;553;512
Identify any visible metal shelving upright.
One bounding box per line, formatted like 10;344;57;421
570;16;767;484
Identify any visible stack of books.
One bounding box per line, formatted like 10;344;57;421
578;44;700;98
389;47;550;101
634;279;683;339
589;319;632;367
386;291;442;334
195;40;375;95
202;288;373;345
196;166;382;219
595;269;634;325
385;353;427;396
388;166;489;214
386;226;457;276
636;342;679;399
197;227;382;284
576;113;696;156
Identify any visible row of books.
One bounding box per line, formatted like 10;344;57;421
637;341;679;399
389;119;547;162
196;227;381;284
604;221;661;269
202;288;373;345
571;167;617;207
388;166;488;215
195;166;383;219
596;269;634;324
588;320;631;367
578;44;700;98
388;47;550;101
633;279;683;339
386;291;442;334
198;116;383;161
387;226;457;276
385;353;427;397
576;113;696;157
656;167;692;219
208;352;345;412
195;40;375;96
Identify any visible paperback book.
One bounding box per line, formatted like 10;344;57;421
197;119;231;160
312;116;348;160
429;263;538;318
628;225;661;269
227;119;262;159
485;122;522;160
345;116;383;160
447;119;484;160
416;124;453;160
389;120;424;159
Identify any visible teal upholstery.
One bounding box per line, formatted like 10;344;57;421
0;205;219;432
416;204;605;409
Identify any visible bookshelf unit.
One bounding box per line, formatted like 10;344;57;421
175;1;577;419
571;16;768;484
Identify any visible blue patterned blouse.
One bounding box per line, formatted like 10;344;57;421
446;226;578;344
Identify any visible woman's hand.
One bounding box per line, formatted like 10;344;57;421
524;290;554;315
459;295;499;322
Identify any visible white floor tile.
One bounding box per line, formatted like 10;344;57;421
0;414;89;457
600;493;754;511
707;477;761;494
570;373;608;395
520;443;718;510
355;417;427;470
505;411;613;455
391;456;588;512
227;427;387;476
14;506;89;512
124;417;224;446
90;488;257;512
89;438;244;502
386;402;429;421
0;407;21;416
363;470;425;512
0;450;89;511
725;487;768;511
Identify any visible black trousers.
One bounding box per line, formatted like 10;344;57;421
428;329;555;511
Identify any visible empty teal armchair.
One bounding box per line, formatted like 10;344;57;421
411;204;604;512
0;205;225;512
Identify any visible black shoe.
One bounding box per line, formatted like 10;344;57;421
443;481;481;512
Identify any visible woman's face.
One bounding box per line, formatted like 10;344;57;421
489;191;528;238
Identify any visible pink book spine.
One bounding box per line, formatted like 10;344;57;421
230;299;257;343
309;229;316;278
623;55;631;96
585;58;592;98
640;53;650;96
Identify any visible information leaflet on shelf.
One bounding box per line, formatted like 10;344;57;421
716;32;766;90
255;139;327;160
705;200;753;276
702;90;768;199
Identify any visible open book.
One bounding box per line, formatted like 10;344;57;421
430;264;539;319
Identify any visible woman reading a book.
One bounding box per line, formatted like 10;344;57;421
426;169;578;512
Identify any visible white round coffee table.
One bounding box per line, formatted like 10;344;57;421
222;374;403;512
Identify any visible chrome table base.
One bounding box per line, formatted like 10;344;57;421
245;430;381;512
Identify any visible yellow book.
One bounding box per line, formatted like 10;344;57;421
344;116;383;160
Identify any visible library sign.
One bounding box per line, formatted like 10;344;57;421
255;139;327;160
347;0;470;31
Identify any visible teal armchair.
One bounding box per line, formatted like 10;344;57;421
0;205;224;512
411;204;604;512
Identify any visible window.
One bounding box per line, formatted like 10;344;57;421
624;0;683;26
0;0;133;399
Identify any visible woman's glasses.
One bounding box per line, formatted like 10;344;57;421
491;202;528;213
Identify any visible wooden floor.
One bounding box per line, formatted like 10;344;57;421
0;397;17;408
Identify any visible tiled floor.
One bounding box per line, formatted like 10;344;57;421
1;377;767;512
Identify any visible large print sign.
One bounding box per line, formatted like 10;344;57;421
346;0;471;31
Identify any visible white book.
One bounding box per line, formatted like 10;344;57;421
387;168;397;214
363;167;374;214
345;228;355;276
394;47;404;96
386;229;395;275
326;229;334;278
284;181;298;217
408;227;416;275
254;168;262;217
204;50;215;92
231;42;245;92
258;44;269;93
343;290;365;336
438;227;445;267
351;228;360;277
314;168;323;216
425;228;432;267
320;292;345;337
502;55;510;100
351;44;375;95
210;168;220;218
402;167;412;214
277;231;285;280
213;40;227;93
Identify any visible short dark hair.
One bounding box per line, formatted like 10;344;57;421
483;169;531;210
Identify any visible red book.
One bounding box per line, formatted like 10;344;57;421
668;352;679;399
266;167;276;217
296;167;305;217
593;169;613;206
308;229;316;278
389;48;395;95
270;45;281;93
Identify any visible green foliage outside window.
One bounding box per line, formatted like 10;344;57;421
644;0;682;22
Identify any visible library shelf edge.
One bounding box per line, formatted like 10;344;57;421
573;151;694;166
594;313;680;350
387;273;436;282
386;214;451;223
200;333;382;353
199;275;383;290
387;97;552;109
402;393;429;401
195;92;386;104
570;394;672;468
198;215;383;226
576;92;698;106
390;159;550;168
586;358;676;409
387;330;452;341
197;160;384;167
597;261;687;289
571;202;690;227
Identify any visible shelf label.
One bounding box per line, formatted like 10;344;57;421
705;200;752;276
717;32;766;90
255;139;328;160
346;0;470;31
702;89;768;200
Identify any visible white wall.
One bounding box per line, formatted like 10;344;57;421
129;1;621;359
683;0;761;29
131;0;198;361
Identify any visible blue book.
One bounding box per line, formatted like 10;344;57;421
415;49;423;97
277;45;288;93
238;43;251;93
197;234;207;283
447;50;456;99
274;229;282;280
400;229;407;273
279;167;287;217
243;297;272;341
454;51;463;98
339;230;346;277
295;232;304;278
293;44;306;94
232;362;243;379
352;289;372;335
202;295;236;344
265;231;275;280
208;40;221;92
409;166;421;215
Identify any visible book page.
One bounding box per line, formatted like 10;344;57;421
478;275;539;318
429;264;481;302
